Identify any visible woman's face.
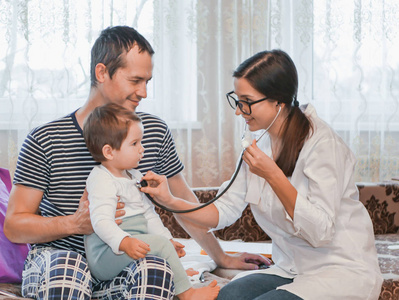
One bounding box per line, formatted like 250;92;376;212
233;77;281;133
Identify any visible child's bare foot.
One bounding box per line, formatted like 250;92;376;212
177;280;220;300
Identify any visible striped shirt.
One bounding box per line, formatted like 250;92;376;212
13;110;183;256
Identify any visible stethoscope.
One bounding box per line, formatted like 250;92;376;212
137;105;282;213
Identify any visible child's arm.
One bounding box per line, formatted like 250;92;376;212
87;167;130;254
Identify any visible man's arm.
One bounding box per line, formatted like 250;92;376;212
4;184;93;244
167;173;270;269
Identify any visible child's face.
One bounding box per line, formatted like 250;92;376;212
113;122;144;170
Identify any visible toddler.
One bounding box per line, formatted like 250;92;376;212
83;103;219;300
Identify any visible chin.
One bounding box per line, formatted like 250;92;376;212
122;102;137;112
247;124;259;132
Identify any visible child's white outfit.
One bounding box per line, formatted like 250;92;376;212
84;165;191;294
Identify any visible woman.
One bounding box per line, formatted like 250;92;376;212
142;49;382;300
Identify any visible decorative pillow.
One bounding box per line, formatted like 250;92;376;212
0;168;30;283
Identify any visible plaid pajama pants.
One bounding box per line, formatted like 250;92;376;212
21;247;175;300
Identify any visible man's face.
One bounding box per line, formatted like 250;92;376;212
101;45;153;112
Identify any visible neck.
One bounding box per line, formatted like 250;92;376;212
76;87;106;129
102;162;130;178
270;137;282;159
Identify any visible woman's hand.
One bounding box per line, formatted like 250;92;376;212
141;171;174;206
244;140;298;219
243;139;279;180
219;252;272;270
170;239;186;258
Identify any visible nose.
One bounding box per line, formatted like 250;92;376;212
139;144;145;155
235;106;243;116
136;82;147;99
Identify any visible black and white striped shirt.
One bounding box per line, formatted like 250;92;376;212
13;110;183;256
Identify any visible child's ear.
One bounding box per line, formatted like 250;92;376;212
102;144;114;160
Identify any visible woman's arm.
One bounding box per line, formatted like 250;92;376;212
87;170;130;254
141;171;220;228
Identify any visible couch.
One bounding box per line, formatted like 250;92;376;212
156;182;399;300
1;182;399;299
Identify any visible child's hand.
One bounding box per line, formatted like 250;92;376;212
119;236;150;260
170;239;186;258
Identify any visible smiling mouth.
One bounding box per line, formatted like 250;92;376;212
128;98;141;104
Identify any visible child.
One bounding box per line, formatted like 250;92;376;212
83;103;220;300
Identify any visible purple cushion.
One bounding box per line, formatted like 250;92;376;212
0;168;30;283
0;168;11;193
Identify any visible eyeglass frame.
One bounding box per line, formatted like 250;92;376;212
226;91;270;115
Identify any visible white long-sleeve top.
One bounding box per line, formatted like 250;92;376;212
86;165;173;255
213;104;382;300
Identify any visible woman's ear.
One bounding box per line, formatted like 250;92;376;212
95;63;107;83
276;101;285;110
102;144;114;160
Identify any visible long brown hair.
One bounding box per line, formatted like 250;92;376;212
233;49;313;177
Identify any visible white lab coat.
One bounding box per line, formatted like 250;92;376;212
213;104;382;300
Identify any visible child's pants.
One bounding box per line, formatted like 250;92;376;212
84;215;192;295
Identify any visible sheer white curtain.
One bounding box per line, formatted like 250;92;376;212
191;0;399;185
1;0;398;187
0;0;156;178
311;0;399;182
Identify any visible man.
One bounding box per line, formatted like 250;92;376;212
4;26;266;299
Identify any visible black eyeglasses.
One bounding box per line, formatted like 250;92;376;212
226;91;269;115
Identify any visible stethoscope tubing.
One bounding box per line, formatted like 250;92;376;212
143;152;244;213
144;105;281;213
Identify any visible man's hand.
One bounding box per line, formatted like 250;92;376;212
71;189;93;235
115;199;125;225
170;239;186;258
120;237;150;259
219;252;272;270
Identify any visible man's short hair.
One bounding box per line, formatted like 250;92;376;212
83;103;142;162
90;26;154;87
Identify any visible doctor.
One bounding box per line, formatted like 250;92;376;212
142;49;383;300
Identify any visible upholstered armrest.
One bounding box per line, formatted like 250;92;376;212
357;181;399;234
